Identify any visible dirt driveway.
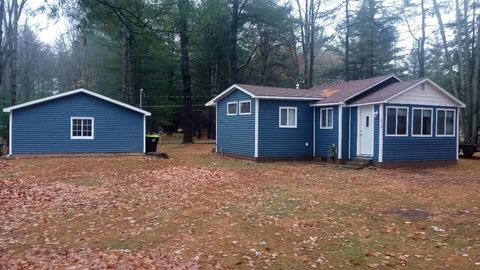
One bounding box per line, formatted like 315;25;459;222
1;144;479;269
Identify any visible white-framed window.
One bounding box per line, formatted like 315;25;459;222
71;117;94;139
320;108;333;129
412;108;433;136
279;107;297;128
436;109;455;137
227;102;237;115
386;106;408;136
239;100;251;115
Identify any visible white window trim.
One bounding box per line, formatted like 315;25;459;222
227;102;238;116
239;100;251;115
279;106;297;128
71;117;94;140
436;108;456;137
411;107;433;137
385;106;409;137
320;107;333;129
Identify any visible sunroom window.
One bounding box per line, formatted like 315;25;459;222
412;108;432;136
386;107;408;136
437;109;455;136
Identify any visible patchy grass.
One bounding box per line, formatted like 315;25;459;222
1;145;480;269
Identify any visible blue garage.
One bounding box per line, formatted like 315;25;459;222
3;88;151;155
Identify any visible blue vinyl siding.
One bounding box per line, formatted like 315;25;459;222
349;107;358;159
382;104;458;162
314;106;338;158
11;93;144;154
216;90;255;157
341;107;350;159
258;100;313;157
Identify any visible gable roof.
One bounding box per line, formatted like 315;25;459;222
205;75;402;106
205;84;322;106
2;88;152;115
311;74;401;106
349;78;466;107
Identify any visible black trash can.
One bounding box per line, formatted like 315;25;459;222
145;134;160;153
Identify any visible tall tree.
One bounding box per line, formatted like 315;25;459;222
178;0;193;143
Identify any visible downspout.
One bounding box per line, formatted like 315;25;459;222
9;112;12;156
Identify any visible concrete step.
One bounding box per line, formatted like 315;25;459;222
342;158;372;170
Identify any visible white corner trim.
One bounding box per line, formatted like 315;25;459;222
313;107;316;157
239;100;252;115
70;117;94;140
456;108;459;160
254;98;259;158
143;115;146;153
278;106;297;128
3;88;151;115
338;105;343;159
378;104;384;162
215;104;218;153
226;102;238;116
348;108;351;159
8;112;12;155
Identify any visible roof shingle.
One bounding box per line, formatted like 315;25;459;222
349;79;424;105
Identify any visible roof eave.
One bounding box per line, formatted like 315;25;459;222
2;89;152;116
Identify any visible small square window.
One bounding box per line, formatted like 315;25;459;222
239;101;251;115
71;117;94;139
320;108;333;129
279;107;297;128
227;102;237;115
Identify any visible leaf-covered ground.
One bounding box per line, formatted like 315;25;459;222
1;144;479;269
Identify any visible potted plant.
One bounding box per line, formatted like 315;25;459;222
327;144;337;162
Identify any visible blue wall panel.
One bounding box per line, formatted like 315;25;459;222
314;106;339;158
382;104;458;162
11;93;144;154
217;90;255;157
258;100;313;157
373;105;379;161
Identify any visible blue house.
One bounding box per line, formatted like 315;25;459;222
206;75;466;167
3;88;151;155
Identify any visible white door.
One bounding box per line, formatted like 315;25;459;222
358;106;374;156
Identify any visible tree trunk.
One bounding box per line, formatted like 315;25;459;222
418;0;425;78
367;0;375;77
121;28;133;103
0;0;5;91
470;16;480;144
9;0;18;106
344;0;350;81
229;0;240;84
432;0;460;98
178;0;193;143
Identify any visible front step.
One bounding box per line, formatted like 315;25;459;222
341;158;372;170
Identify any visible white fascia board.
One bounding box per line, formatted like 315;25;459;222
311;102;343;107
3;88;152;116
205;84;255;106
255;96;321;101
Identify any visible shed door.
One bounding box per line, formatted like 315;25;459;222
358;106;374;156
